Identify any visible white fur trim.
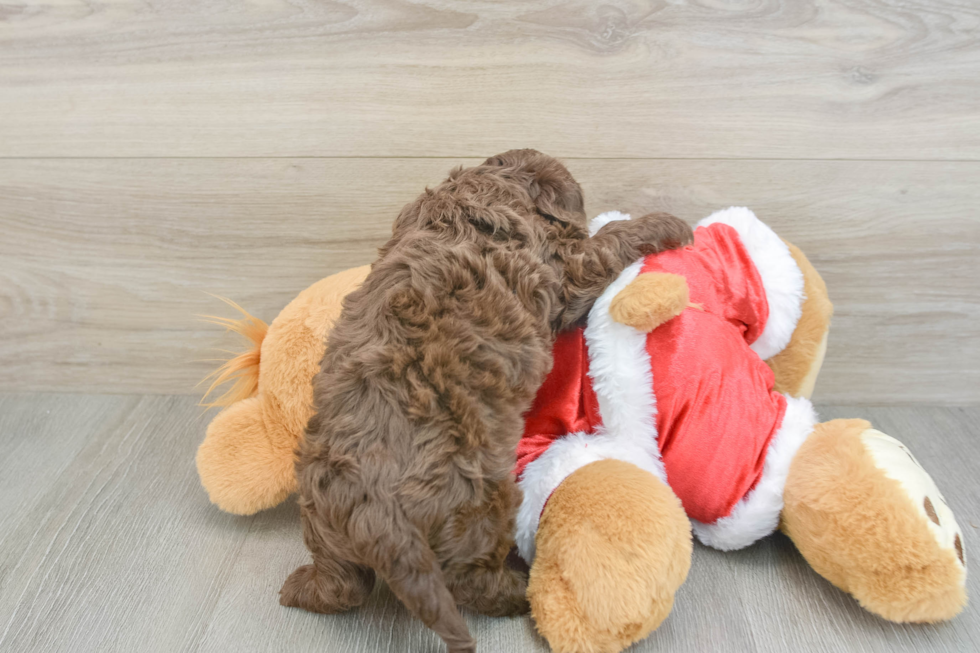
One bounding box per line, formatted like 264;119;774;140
516;258;665;562
588;210;631;237
697;207;804;360
690;395;816;551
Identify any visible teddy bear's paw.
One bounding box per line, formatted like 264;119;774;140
783;419;967;624
528;459;691;653
851;427;967;621
609;272;690;332
860;429;965;572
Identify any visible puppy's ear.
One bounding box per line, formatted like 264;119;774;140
484;149;585;227
528;165;584;226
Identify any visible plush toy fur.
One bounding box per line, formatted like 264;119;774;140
783;419;966;622
769;242;833;398
197;265;370;515
528;459;691;653
196;211;965;653
608;271;690;332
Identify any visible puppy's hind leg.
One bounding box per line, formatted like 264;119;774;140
447;478;530;617
451;554;529;618
280;558;375;614
280;507;375;614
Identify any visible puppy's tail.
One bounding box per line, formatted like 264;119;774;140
198;297;269;408
370;515;475;653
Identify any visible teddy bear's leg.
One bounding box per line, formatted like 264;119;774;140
195;397;298;515
766;242;834;399
782;418;967;622
528;459;692;653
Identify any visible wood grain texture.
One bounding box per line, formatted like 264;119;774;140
0;395;977;652
1;0;979;158
0;395;252;653
1;158;977;402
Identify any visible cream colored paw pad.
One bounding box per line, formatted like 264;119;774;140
860;429;966;571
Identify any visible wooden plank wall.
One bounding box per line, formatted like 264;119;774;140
1;1;978;403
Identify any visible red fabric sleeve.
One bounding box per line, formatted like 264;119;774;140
515;328;602;479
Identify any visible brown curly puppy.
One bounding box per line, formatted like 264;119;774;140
280;150;692;652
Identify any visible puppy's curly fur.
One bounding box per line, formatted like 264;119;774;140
280;150;692;652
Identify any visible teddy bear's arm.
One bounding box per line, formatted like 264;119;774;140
765;241;833;398
609;272;690;332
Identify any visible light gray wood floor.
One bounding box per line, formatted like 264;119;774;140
0;394;976;653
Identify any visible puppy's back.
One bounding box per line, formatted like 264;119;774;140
311;226;556;479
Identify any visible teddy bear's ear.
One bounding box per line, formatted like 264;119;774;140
610;273;691;332
196;397;296;515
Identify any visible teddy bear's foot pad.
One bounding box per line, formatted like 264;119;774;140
783;419;967;624
861;429;965;570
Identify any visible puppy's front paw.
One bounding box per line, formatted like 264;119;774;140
634;212;693;253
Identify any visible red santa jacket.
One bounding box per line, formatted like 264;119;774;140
514;208;816;561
